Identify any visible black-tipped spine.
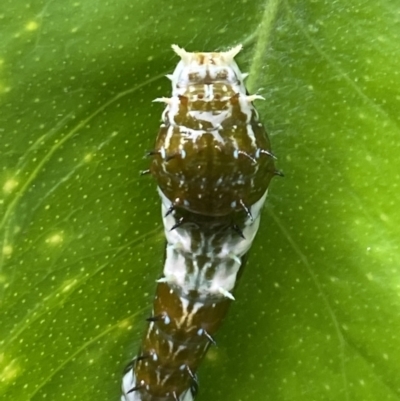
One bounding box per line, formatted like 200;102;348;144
203;330;217;346
170;217;185;231
239;199;253;221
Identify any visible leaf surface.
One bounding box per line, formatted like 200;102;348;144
1;1;399;400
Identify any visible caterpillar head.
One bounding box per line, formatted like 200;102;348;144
168;44;246;95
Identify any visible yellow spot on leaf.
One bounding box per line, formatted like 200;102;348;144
61;279;77;293
380;213;389;222
46;233;64;245
0;357;21;383
84;153;93;162
25;21;39;31
3;179;18;193
2;244;12;257
118;318;132;330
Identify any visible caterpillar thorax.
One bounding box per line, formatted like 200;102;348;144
122;44;277;401
150;45;275;217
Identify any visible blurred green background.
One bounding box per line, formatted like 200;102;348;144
1;0;399;400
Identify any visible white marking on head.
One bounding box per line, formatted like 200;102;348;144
171;44;191;62
222;44;243;61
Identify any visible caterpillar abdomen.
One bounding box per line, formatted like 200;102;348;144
122;44;276;401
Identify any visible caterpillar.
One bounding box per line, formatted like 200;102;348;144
121;44;278;401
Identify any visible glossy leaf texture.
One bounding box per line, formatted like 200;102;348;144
1;0;399;400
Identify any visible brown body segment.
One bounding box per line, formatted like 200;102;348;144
150;84;275;216
133;209;249;399
134;281;232;399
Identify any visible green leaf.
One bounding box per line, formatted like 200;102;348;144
1;0;399;400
